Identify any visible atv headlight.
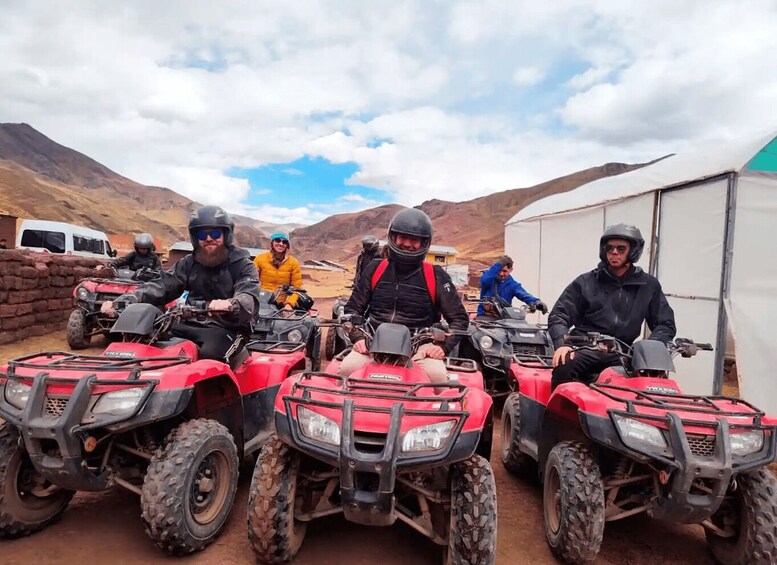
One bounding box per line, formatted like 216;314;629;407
478;335;494;350
614;415;667;450
297;406;341;446
76;286;90;301
402;420;456;453
4;380;32;409
730;430;764;456
287;329;303;343
92;387;145;415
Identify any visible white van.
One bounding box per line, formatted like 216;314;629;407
16;219;117;259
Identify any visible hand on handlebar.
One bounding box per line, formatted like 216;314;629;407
208;299;234;314
552;346;574;367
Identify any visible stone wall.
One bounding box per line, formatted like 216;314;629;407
0;250;103;345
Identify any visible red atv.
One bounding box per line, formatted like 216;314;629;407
247;317;497;564
500;332;777;564
0;300;307;555
67;267;160;349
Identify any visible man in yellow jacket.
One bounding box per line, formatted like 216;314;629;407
253;231;303;310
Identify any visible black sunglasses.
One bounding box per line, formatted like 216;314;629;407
605;244;629;254
196;229;223;241
272;238;289;245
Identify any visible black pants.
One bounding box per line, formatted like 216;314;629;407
551;349;621;391
171;323;238;361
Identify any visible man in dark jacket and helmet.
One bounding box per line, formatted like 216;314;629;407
102;206;262;361
103;233;162;271
340;208;470;384
548;224;676;390
353;234;380;285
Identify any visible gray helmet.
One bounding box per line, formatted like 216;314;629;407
599;224;644;264
387;208;432;265
134;233;154;252
361;235;379;252
188;205;234;247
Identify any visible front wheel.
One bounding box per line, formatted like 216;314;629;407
247;435;307;564
500;393;532;475
446;454;497;565
706;468;777;565
141;419;239;555
66;309;91;349
0;424;74;538
543;441;605;563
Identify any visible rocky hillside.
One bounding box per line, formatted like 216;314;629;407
0;122;660;267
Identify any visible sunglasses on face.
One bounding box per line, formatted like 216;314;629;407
196;229;223;241
605;244;629;254
272;238;289;246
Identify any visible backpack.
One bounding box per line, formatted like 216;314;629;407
370;259;437;305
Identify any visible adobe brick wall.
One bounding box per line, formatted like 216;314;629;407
0;250;103;345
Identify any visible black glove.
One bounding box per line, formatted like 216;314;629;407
497;255;513;268
534;300;548;315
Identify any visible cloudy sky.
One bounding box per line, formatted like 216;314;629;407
1;0;776;225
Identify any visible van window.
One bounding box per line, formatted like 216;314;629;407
73;235;105;255
20;229;66;253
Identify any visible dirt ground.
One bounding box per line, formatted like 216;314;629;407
0;271;722;564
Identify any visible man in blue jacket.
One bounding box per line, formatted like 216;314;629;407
477;255;547;317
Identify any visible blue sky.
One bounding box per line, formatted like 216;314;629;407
2;1;776;225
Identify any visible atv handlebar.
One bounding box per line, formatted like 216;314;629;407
564;332;714;360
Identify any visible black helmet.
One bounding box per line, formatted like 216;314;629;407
361;235;379;252
387;208;432;265
134;233;154;252
189;205;234;247
599;224;644;264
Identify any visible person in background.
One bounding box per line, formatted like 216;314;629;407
477;255;547;318
100;233;161;271
0;238;7;249
353;234;380;285
253;230;303;311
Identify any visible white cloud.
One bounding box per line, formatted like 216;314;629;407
512;67;544;88
1;1;776;225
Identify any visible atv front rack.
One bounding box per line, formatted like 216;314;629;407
6;351;191;380
512;353;553;368
246;340;306;354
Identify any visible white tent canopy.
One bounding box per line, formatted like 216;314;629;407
505;131;777;413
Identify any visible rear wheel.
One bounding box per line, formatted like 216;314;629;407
247;435;307;564
445;454;497;565
706;468;777;565
500;393;532;475
141;419;239;555
324;328;337;361
543;441;605;563
66;309;91;349
0;424;73;538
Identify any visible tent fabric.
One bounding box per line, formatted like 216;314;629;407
508;132;777;224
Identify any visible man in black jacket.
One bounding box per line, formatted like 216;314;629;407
103;233;162;271
101;206;262;361
549;224;676;390
340;208;469;383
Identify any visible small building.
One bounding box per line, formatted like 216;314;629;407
378;240;458;266
0;213;18;248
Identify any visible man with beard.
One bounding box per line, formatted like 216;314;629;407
339;208;470;384
548;224;676;390
101;206;261;361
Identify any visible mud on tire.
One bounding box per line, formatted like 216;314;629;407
543;441;605;563
66;309;91;349
0;424;73;538
247;435;306;564
447;454;497;565
500;392;532;475
706;468;777;565
324;327;337;361
141;419;239;555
